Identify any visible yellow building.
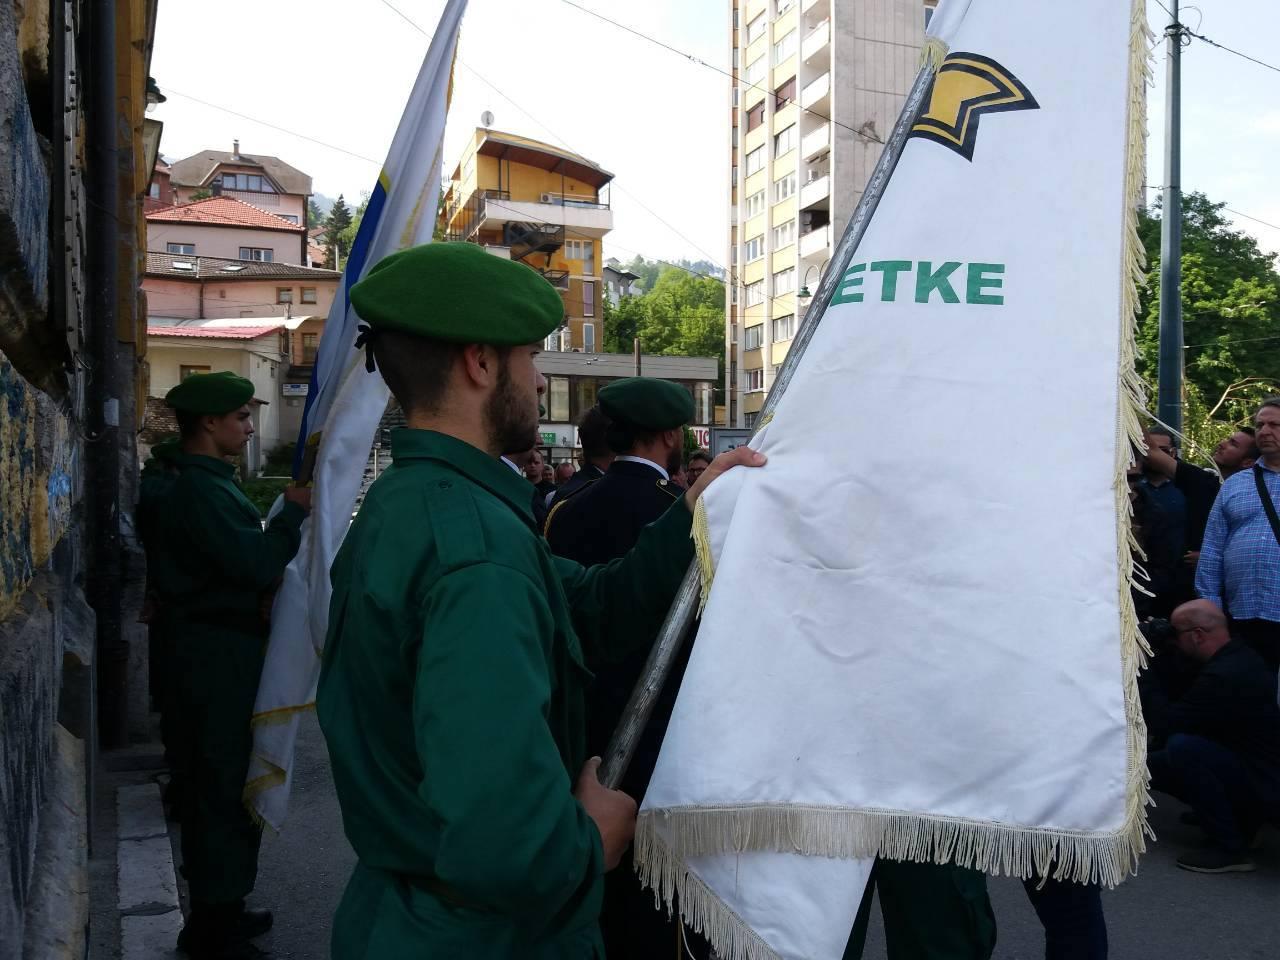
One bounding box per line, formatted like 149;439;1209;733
441;129;614;353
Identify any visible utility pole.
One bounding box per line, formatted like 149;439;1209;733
1157;0;1185;431
633;337;641;375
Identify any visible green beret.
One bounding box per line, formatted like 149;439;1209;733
598;377;694;432
165;371;254;415
350;242;564;345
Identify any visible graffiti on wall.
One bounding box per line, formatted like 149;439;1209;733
0;355;72;620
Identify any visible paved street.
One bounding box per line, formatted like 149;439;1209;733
251;714;1279;959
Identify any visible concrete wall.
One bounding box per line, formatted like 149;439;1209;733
145;222;305;265
142;276;338;320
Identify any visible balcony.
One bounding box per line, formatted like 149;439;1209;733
452;188;613;241
801;19;829;62
801;72;830;114
799;224;831;259
799;173;830;209
802;0;825;12
801;123;830;160
541;269;570;290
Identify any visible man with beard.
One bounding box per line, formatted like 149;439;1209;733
315;243;763;959
543;376;704;960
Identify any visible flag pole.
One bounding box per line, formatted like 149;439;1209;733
601;55;943;789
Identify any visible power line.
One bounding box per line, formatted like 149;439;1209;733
164;88;381;166
1186;28;1280;75
556;0;885;146
379;0;729;275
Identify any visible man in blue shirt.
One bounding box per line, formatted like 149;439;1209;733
1197;398;1280;671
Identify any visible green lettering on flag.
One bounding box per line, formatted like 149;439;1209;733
870;261;913;302
966;263;1005;305
831;264;867;305
914;261;962;304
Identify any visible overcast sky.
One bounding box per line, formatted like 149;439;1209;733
149;0;1278;265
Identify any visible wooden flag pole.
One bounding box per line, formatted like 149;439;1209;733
600;54;943;790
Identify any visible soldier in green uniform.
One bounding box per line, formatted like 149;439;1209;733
316;242;763;959
151;372;312;959
543;376;707;959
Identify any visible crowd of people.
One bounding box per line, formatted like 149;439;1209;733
1132;403;1280;878
136;241;1277;960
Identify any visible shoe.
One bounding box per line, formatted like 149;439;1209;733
239;908;273;940
1176;848;1256;874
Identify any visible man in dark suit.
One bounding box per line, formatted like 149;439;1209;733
544;376;699;960
543;403;614;519
1144;599;1280;873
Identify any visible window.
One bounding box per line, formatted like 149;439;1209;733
730;284;739;305
774;124;796;157
732;48;739;68
745;368;765;392
565;239;596;270
745;146;765;176
745;55;766;87
278;214;300;224
221;172;274;193
239;247;273;262
745;280;765;306
774;171;796;202
582;281;595;318
299;333;317;363
547;376;570;420
746;102;766;132
179;365;210;380
746;12;766;43
773;267;795;295
773;219;796;248
745;190;765;218
776;0;795;13
731;166;739;186
744;235;764;262
732;126;738;148
772;313;796;342
774;76;796;111
277;287;293;304
744;325;764;350
773;29;796;64
924;0;938;28
166;242;195;255
149;183;161;199
301;287;317;304
733;87;739;107
572;377;600;419
583;322;596;353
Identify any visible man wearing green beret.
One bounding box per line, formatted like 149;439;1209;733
316;241;764;959
150;371;312;959
543;376;706;959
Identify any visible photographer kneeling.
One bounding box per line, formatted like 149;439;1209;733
1142;600;1280;874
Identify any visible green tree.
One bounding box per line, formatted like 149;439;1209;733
600;264;725;380
324;194;354;268
338;192;370;257
1136;192;1280;452
307;198;324;227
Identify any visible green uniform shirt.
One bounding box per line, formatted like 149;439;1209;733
151;454;306;630
317;429;695;959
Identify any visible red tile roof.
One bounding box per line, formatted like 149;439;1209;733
145;196;305;233
147;324;284;340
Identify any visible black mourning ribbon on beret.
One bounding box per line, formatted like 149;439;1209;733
354;323;380;373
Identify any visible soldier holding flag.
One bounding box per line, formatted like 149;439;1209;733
316;242;764;957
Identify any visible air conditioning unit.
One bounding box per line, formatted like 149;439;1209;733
541;193;557;204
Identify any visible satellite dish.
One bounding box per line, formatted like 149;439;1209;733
481;110;494;128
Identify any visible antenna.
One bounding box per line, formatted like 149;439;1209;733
481;110;494;129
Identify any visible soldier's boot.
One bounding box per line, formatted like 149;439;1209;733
178;901;270;958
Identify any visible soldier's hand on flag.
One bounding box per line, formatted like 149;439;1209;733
574;757;637;871
284;484;313;514
684;446;767;512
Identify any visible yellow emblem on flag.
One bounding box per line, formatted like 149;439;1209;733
910;53;1039;161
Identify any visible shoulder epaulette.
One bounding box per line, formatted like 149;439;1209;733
542;477;600;537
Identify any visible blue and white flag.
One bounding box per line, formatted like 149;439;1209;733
246;0;468;831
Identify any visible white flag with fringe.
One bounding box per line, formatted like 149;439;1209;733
637;2;1152;957
244;0;468;831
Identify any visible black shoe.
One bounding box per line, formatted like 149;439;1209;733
239;908;273;940
1176;848;1256;874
